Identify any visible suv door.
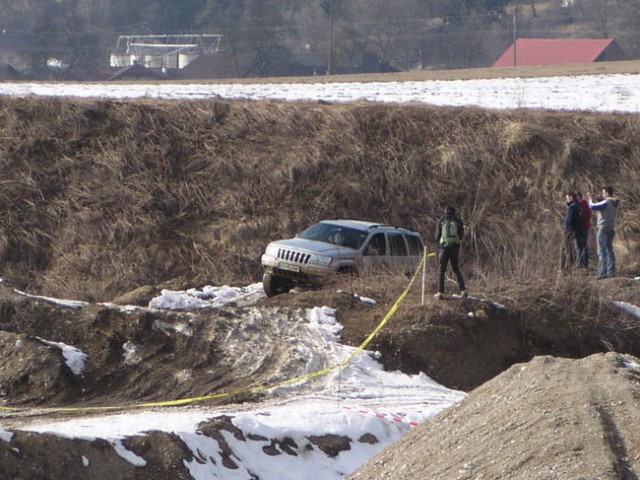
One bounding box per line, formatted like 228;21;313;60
404;234;424;257
360;232;387;273
389;232;423;273
386;232;410;273
403;233;424;273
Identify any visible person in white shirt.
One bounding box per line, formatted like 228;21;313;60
587;186;620;278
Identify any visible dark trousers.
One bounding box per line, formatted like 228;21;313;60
438;247;466;294
560;230;576;270
575;228;589;267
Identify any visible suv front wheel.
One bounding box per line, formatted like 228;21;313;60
263;273;292;298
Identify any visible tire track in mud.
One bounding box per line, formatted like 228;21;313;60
591;381;640;480
593;402;638;480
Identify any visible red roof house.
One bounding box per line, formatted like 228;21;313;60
493;38;626;67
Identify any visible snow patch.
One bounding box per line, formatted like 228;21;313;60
3;74;640;113
624;359;640;370
15;289;88;309
37;337;88;376
122;341;140;365
149;283;264;310
612;301;640;320
111;439;146;466
0;429;14;443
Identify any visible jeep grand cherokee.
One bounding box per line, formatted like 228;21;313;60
261;219;424;297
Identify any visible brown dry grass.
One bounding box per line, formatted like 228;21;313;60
0;95;638;303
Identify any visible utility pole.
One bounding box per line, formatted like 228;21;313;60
513;6;518;66
328;0;334;74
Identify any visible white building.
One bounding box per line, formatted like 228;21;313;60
110;34;223;70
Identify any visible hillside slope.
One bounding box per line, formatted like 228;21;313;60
0;96;638;302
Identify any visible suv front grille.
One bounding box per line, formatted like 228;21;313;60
276;248;311;264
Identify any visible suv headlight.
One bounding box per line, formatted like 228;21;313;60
310;254;332;266
265;244;279;257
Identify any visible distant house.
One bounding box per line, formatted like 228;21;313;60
357;51;401;74
493;38;626;67
263;51;328;77
171;46;325;79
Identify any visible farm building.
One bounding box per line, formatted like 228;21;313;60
493;38;626;67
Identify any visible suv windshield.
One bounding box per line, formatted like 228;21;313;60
298;223;367;250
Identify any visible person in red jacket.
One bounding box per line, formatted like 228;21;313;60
576;191;592;268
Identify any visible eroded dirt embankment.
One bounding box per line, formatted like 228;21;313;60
1;273;638;412
0;282;306;408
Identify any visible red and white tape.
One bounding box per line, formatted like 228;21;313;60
342;405;420;427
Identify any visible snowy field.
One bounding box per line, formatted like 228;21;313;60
1;72;640;113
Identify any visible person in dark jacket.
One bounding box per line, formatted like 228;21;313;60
434;206;467;299
560;191;583;270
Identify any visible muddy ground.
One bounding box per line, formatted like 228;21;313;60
1;271;639;478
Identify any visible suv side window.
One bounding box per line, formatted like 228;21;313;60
405;234;423;256
389;233;408;256
364;233;386;256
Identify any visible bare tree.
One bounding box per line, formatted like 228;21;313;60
579;0;612;36
198;0;296;77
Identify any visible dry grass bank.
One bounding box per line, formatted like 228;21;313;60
0;96;638;301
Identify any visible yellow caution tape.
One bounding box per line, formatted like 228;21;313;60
0;252;434;414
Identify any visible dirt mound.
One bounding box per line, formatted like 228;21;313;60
335;274;640;391
2;272;639;410
349;352;640;480
0;282;311;409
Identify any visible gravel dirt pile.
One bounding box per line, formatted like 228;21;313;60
350;352;640;480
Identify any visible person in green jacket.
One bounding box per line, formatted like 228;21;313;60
434;206;467;299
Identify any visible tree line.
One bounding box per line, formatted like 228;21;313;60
1;0;638;80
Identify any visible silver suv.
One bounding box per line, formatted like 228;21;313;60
261;219;424;297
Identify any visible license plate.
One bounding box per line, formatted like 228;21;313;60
277;261;300;272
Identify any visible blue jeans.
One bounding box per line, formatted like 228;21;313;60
575;228;589;267
596;228;615;277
